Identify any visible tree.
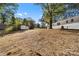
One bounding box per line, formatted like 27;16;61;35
0;3;18;24
37;3;65;29
39;18;46;28
11;14;16;25
1;13;6;24
27;17;35;29
22;18;28;25
61;3;79;19
37;3;79;29
14;18;22;30
22;17;35;29
36;23;40;28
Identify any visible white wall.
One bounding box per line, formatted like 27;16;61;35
53;22;79;29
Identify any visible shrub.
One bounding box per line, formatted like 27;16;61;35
4;26;14;34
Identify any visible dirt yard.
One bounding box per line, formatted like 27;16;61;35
0;29;79;56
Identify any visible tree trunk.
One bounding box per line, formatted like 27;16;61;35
49;17;52;29
49;11;53;29
2;19;6;24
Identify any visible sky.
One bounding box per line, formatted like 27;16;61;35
15;3;43;23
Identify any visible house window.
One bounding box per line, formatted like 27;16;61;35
71;19;74;22
66;20;68;23
57;22;60;25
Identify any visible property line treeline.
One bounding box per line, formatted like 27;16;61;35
0;3;35;35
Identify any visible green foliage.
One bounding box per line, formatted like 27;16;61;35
11;15;16;25
22;18;28;25
22;17;35;29
37;3;79;29
37;3;65;29
4;26;14;34
65;3;79;9
0;3;18;24
0;13;6;24
13;19;22;30
22;17;35;28
0;4;36;35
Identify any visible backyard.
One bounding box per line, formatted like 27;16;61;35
0;3;79;56
0;29;79;56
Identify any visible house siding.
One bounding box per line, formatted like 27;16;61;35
53;16;79;29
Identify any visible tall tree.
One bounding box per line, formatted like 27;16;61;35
38;3;65;29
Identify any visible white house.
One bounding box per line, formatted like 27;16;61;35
52;16;79;29
20;25;29;30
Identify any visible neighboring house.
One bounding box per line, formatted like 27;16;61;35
0;23;6;30
20;25;29;30
53;16;79;29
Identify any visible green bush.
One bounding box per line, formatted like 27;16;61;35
4;26;14;34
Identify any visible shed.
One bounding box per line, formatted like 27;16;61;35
0;23;6;30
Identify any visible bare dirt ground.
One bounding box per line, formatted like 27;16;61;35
0;29;79;56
